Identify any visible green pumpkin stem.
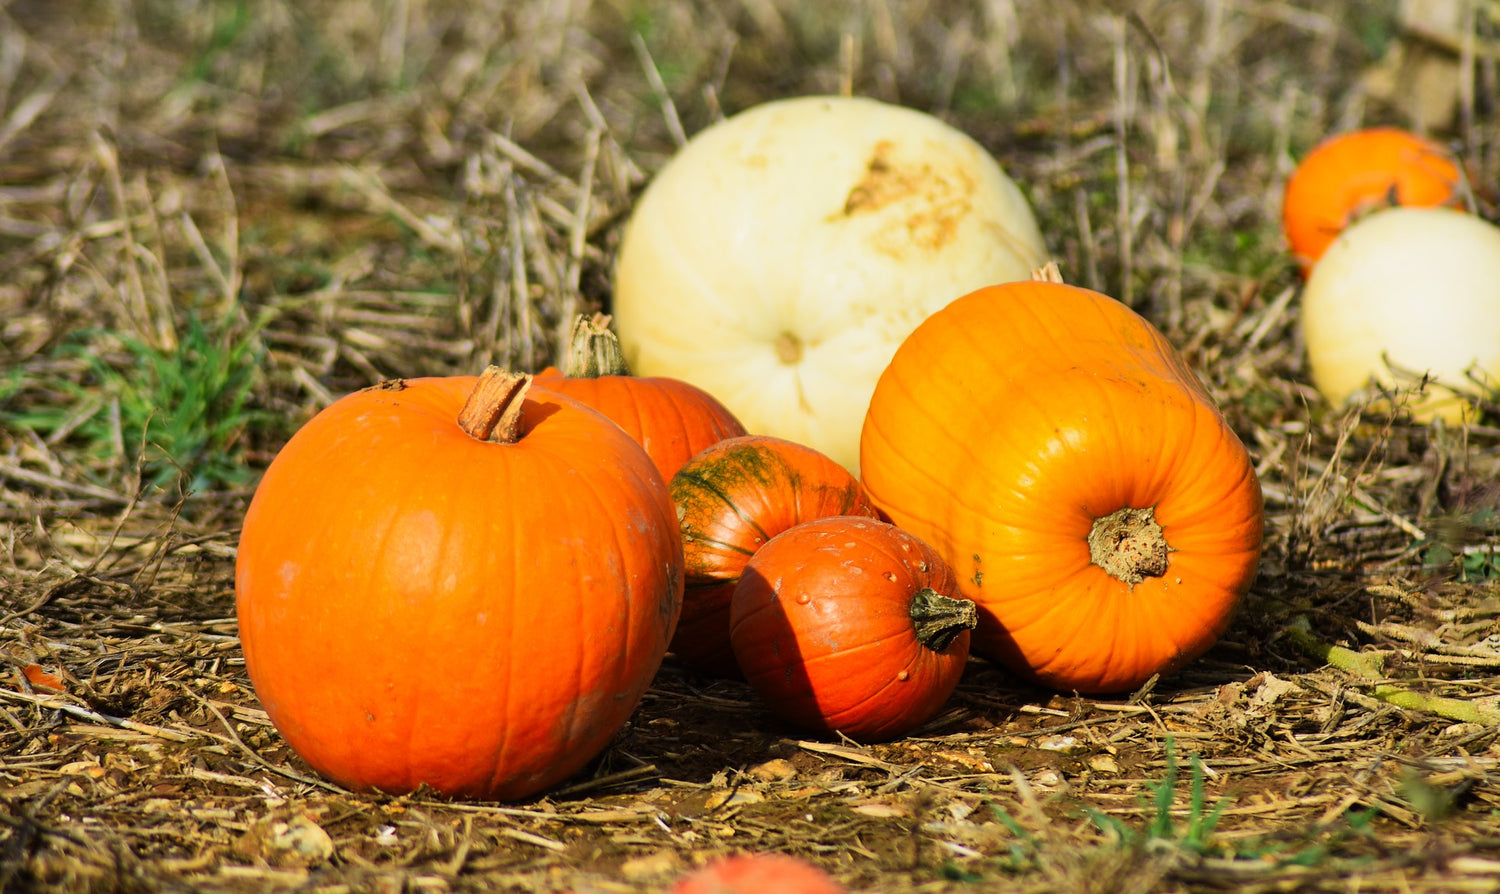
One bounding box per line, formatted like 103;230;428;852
909;588;978;652
561;312;632;378
459;367;531;444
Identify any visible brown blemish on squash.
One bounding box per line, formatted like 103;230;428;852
1088;506;1171;587
834;139;976;256
841;141;902;214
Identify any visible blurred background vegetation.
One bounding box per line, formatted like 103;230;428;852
0;0;1493;514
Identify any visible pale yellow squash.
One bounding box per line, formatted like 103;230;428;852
611;95;1048;473
1302;207;1500;423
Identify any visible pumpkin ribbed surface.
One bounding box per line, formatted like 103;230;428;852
236;373;684;801
669;435;879;676
536;371;748;480
730;516;975;742
860;279;1263;694
537;314;746;480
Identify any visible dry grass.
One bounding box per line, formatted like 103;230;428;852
3;0;1500;890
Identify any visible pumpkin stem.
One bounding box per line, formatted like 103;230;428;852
1031;260;1065;284
774;331;803;364
1088;506;1170;586
561;312;631;378
909;588;978;652
458;367;532;444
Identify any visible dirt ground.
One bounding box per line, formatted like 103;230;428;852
3;1;1500;891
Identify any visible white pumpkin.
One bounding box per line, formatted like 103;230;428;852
1301;206;1500;424
611;95;1048;473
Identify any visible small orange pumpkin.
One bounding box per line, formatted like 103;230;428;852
670;435;880;676
860;267;1263;695
236;369;684;801
1282;127;1463;274
730;516;976;742
21;664;67;694
675;853;845;894
536;313;747;481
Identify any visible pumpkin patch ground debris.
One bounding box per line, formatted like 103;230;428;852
3;1;1500;891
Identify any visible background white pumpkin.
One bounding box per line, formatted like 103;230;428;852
1301;206;1500;424
611;95;1048;473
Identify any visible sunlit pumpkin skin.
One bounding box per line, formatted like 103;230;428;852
860;273;1264;695
730;517;976;742
675;853;846;894
236;370;684;801
669;435;880;676
1282;127;1463;274
536;314;747;481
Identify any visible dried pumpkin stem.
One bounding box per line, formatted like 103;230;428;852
1031;260;1065;284
909;588;978;652
1088;506;1170;586
561;312;631;378
458;367;532;444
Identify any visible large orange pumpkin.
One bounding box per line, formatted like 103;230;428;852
860;269;1263;694
1282;127;1463;275
536;313;747;481
730;516;976;742
669;435;879;676
236;369;684;801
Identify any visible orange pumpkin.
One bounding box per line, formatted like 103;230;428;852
730;516;976;742
670;435;880;676
675;853;845;894
1282;127;1463;274
537;313;747;480
236;369;684;801
860;268;1263;695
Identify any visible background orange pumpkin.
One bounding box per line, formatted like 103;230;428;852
860;272;1264;695
669;435;879;676
674;853;845;894
536;313;747;480
730;516;976;742
1282;126;1463;274
236;369;684;801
